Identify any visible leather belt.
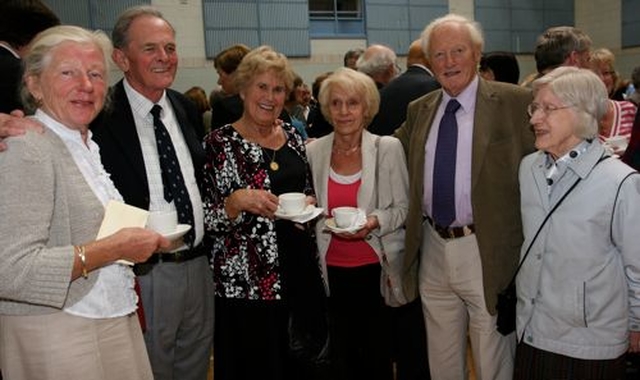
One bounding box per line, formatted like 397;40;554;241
145;245;205;264
425;216;475;240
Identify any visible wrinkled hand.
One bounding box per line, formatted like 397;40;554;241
0;110;45;151
229;189;279;218
629;331;640;354
112;227;171;263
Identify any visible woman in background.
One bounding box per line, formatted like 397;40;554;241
590;48;637;155
184;85;211;137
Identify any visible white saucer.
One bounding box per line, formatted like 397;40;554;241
162;224;191;240
275;204;315;220
324;218;366;234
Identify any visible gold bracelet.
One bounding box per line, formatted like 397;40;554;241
75;245;88;279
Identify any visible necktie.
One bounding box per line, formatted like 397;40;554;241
150;104;195;246
432;99;461;227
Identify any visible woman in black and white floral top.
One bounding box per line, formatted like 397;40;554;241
202;46;328;380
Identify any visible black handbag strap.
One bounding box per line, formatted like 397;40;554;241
507;154;610;286
374;136;381;206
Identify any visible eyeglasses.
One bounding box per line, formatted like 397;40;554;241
527;103;573;117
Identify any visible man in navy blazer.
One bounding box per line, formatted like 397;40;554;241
369;39;440;136
91;6;214;380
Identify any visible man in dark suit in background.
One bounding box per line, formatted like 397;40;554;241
369;39;440;136
356;44;399;89
91;6;214;380
395;14;534;380
0;0;59;113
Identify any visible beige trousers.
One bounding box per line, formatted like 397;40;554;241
419;221;515;380
0;311;152;380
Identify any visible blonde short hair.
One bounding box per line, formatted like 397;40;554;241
318;67;380;128
233;45;294;95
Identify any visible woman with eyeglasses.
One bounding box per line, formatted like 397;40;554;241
513;66;640;380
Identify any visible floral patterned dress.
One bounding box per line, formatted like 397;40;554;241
202;123;327;380
202;123;314;299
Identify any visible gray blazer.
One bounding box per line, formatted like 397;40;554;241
0;129;102;315
306;130;409;293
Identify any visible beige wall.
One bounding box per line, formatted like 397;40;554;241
575;0;640;81
115;0;639;93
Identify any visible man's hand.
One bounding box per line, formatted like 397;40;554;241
0;110;45;151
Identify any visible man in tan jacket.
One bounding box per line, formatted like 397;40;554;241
395;14;534;380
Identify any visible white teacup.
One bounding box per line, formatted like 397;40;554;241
279;192;307;215
146;210;178;235
332;206;360;228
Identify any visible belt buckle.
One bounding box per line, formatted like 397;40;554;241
446;228;456;239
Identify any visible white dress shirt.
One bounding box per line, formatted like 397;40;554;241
123;79;204;250
35;110;138;318
423;76;478;226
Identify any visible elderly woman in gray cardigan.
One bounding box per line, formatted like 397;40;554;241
514;67;640;379
0;26;169;380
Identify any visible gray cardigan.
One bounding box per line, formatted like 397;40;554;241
306;130;409;293
0;129;101;315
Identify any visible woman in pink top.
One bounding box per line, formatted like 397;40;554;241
306;68;409;380
591;49;637;154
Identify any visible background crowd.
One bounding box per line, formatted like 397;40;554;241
1;1;640;380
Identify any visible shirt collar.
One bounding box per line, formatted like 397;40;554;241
545;140;591;169
442;75;479;114
34;109;92;146
123;78;169;119
409;64;433;76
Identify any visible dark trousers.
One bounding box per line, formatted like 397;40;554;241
214;297;289;380
327;264;393;380
388;298;431;380
514;342;626;380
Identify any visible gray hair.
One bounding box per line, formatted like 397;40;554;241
318;67;380;128
532;66;607;139
21;25;112;113
112;5;174;49
421;14;484;57
534;26;592;74
356;44;397;76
